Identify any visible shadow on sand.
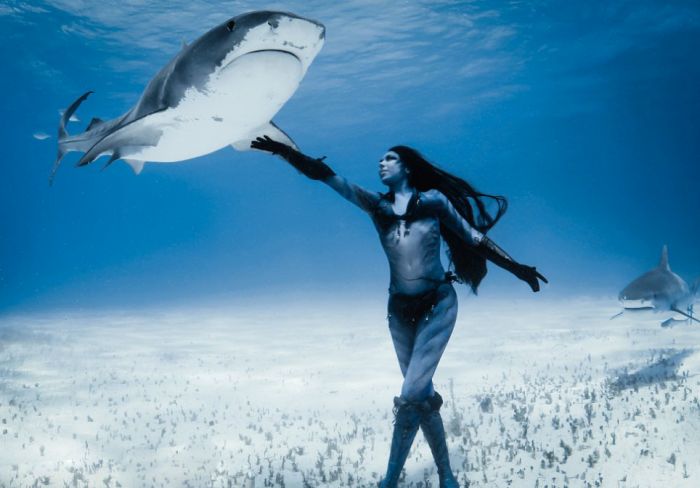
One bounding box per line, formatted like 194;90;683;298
607;348;695;393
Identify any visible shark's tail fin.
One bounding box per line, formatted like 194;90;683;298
50;91;93;185
692;277;700;297
659;244;670;270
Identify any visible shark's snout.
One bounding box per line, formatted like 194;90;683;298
304;18;326;39
618;284;657;308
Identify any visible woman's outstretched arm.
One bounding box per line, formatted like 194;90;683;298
251;136;381;213
426;189;548;292
323;175;381;213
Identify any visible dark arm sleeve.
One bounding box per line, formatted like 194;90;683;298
427;192;546;291
254;138;380;213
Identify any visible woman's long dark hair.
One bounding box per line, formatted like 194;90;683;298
390;145;507;293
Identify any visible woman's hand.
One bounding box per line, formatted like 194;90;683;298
513;264;548;292
250;135;291;156
251;136;335;181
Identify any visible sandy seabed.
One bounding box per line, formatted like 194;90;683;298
1;296;698;487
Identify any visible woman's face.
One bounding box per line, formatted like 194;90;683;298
378;151;408;186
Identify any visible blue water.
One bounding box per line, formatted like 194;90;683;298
1;1;699;312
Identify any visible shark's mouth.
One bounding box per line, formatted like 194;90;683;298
247;49;302;62
620;298;654;309
213;49;303;101
222;49;301;71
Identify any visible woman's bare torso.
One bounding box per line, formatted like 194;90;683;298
322;176;482;296
372;192;448;295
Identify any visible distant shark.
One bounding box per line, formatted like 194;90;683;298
51;11;325;184
616;245;699;327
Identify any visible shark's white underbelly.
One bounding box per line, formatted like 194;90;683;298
128;50;302;162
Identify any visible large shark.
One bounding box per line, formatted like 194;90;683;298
51;11;325;184
617;245;699;327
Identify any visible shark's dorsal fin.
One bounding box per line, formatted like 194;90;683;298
659;244;670;270
86;117;104;131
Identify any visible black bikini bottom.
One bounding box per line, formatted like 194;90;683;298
388;282;453;326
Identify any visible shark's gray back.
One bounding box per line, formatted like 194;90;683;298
127;11;285;123
620;245;690;308
623;268;688;302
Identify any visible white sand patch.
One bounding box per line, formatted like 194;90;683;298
0;296;698;487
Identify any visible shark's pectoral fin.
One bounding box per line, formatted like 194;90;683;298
125;159;145;175
610;311;624;320
671;307;700;324
99;150;146;175
661;318;684;328
102;151;121;170
232;120;299;152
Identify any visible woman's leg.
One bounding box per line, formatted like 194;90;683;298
420;392;460;487
381;285;458;487
381;296;423;488
400;285;457;403
400;285;459;488
387;299;416;377
388;313;438;400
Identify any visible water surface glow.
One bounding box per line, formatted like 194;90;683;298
1;1;699;311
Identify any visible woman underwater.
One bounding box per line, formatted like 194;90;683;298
251;136;547;487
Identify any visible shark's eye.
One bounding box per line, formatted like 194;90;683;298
226;20;235;31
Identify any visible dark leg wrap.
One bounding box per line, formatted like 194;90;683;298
379;397;428;488
420;392;460;488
